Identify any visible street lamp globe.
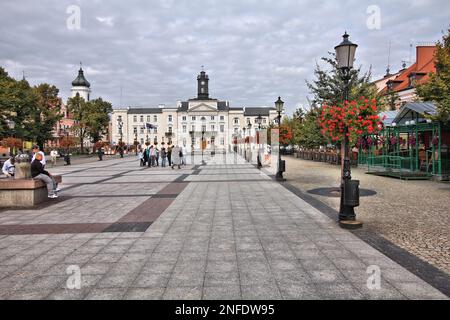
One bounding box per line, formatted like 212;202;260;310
256;114;263;126
275;97;284;113
334;32;358;70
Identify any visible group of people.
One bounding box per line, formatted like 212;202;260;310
138;144;185;169
2;145;60;199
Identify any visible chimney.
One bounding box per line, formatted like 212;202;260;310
416;46;436;70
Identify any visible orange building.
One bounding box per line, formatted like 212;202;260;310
375;45;437;109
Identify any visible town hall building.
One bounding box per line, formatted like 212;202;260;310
111;70;280;152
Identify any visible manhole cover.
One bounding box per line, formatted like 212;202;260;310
307;187;377;197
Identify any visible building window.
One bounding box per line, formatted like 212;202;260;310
154;115;157;122
183;125;187;133
140;127;144;134
183;138;186;147
211;137;215;145
192;116;196;121
220;115;224;121
154;127;158;134
247;118;251;124
168;127;172;133
133;116;137;122
191;125;195;132
262;118;267;124
168;115;173;122
140;138;144;144
234;127;238;133
220;138;225;145
234;117;239;124
140;115;144;122
211;116;215;121
211;125;215;132
220;125;224;133
147;115;151;122
182;116;187;121
133;127;138;134
202;125;206;132
201;116;206;121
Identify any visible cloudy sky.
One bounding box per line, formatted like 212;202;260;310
0;0;448;115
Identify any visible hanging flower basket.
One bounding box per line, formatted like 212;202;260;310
319;96;382;144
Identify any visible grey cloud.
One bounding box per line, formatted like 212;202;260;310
0;0;448;115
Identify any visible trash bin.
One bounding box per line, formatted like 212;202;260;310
279;160;286;172
344;180;360;207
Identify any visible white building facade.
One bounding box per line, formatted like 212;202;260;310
111;71;281;152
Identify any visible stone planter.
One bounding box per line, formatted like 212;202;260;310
15;162;32;179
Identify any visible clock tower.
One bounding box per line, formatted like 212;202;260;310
197;70;209;100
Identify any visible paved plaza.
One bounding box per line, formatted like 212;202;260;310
284;156;450;276
0;154;447;300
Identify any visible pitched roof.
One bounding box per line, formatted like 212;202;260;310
244;107;276;116
392;102;436;124
380;46;436;94
127;108;163;114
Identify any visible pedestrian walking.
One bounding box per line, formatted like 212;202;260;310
181;146;187;166
161;147;167;167
97;147;103;161
155;146;160;167
171;145;182;169
50;149;58;166
167;145;172;167
149;145;155;167
143;145;149;166
138;148;144;166
31;153;60;199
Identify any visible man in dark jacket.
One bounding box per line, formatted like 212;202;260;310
31;153;60;199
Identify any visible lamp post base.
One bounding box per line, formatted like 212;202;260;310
275;172;285;181
339;220;363;229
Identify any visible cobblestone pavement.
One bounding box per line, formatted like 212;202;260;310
284;156;450;276
0;154;447;300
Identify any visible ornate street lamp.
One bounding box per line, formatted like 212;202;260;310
256;114;263;168
117;117;124;158
242;127;246;159
247;123;252;162
275;97;285;181
334;32;362;229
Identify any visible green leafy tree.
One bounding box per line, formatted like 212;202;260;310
294;107;327;149
85;98;112;146
379;89;401;111
306;53;378;107
67;94;89;153
30;84;63;149
67;94;112;153
416;29;450;122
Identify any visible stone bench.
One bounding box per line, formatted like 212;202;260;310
0;175;62;207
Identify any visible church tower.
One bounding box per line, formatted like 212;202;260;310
197;70;209;100
71;64;91;101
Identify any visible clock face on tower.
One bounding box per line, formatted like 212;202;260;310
201;81;205;85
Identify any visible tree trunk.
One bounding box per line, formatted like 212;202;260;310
80;136;84;154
